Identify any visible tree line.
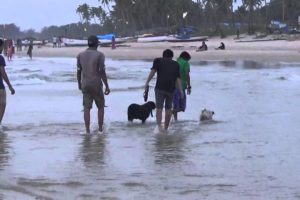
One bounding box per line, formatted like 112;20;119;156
1;0;299;40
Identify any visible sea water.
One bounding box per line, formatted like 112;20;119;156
0;57;300;199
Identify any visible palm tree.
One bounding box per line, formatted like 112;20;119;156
90;7;106;25
242;0;263;34
202;0;227;37
76;3;91;24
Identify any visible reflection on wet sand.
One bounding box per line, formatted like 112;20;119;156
79;135;106;168
0;133;10;170
154;134;186;164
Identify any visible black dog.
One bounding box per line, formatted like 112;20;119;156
127;101;156;123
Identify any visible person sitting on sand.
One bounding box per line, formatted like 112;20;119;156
216;42;225;50
196;41;207;52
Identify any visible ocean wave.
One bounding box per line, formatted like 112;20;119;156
14;68;42;73
112;85;145;92
13;78;46;86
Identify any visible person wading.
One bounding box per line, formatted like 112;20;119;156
77;35;110;134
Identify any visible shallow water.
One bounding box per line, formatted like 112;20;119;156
0;57;300;199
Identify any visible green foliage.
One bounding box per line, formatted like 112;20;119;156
2;0;300;39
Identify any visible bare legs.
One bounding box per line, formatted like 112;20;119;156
156;108;172;131
98;107;104;132
84;107;104;134
164;109;172;130
156;108;163;131
0;105;6;125
84;108;91;133
172;110;178;121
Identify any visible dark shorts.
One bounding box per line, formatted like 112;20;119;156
173;89;186;112
155;89;174;110
82;86;104;109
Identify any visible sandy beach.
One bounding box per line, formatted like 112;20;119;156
18;36;300;63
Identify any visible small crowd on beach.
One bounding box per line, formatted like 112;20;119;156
76;35;193;133
0;35;196;134
1;38;34;61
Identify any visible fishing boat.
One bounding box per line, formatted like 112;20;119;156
97;34;127;47
62;38;87;47
167;36;208;43
137;34;169;43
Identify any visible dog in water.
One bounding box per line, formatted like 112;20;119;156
200;109;215;121
128;101;156;123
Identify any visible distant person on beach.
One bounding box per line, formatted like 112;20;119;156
236;29;240;39
53;36;57;48
111;36;116;50
3;40;8;57
216;42;225;50
58;36;62;48
196;41;207;52
172;51;191;121
6;40;13;61
77;35;110;134
145;49;183;131
16;38;22;51
27;41;33;59
0;39;15;127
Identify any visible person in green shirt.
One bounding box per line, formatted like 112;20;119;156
172;51;191;121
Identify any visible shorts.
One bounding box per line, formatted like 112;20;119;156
0;89;6;105
173;89;186;112
82;86;104;109
155;89;174;110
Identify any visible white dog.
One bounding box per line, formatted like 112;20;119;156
200;109;215;121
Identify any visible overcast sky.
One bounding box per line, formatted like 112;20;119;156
0;0;246;32
0;0;100;31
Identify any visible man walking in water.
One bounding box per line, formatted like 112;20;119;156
145;49;183;131
0;39;15;127
77;35;110;134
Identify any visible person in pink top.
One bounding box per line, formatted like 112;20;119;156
6;40;13;61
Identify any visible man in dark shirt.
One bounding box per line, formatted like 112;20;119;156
0;39;15;128
145;49;183;131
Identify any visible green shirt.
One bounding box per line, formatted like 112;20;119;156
177;57;190;89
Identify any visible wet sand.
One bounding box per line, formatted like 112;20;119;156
17;37;300;63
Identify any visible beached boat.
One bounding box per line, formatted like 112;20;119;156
137;35;169;43
62;37;126;47
99;39;126;47
167;36;208;43
97;34;127;47
22;40;46;46
62;38;87;47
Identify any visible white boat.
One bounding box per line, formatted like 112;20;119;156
137;35;169;43
62;37;126;47
167;36;208;43
22;40;45;46
62;38;87;47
